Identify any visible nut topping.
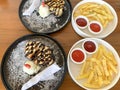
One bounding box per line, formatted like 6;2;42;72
45;0;65;17
25;41;54;66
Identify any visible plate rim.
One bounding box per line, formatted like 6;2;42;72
18;0;72;34
1;33;67;90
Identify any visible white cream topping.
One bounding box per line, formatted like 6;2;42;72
38;3;50;18
23;60;41;75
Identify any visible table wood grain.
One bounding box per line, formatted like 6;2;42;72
0;0;120;90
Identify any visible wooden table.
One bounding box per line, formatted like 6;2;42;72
0;0;120;90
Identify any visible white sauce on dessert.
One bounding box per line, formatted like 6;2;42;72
38;2;50;18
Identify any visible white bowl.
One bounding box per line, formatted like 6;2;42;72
71;0;118;38
67;38;120;90
75;16;89;29
70;48;86;64
88;21;103;34
82;39;98;55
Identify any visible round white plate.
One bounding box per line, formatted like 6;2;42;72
67;38;120;90
72;0;118;38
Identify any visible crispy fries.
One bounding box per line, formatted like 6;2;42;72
73;2;114;28
76;45;118;89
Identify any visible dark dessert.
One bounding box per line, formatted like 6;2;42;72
1;34;66;90
25;41;54;66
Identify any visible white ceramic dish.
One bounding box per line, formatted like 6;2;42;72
82;39;98;55
67;38;120;90
88;21;103;34
75;16;89;29
72;0;118;38
70;48;86;64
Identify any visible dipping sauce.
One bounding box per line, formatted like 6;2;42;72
76;18;87;27
84;41;96;53
88;21;103;34
71;49;85;63
24;64;31;69
90;23;101;32
75;16;89;29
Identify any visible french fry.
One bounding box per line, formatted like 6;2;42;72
108;69;114;76
87;71;94;83
84;4;99;11
102;4;114;20
94;46;102;59
106;52;117;66
108;61;117;74
89;60;94;70
98;62;105;76
98;76;103;87
79;61;86;75
83;83;100;89
95;65;102;76
84;61;90;72
107;72;113;82
103;20;109;28
103;80;111;85
103;4;112;14
102;59;109;76
93;72;98;82
76;44;117;89
76;72;89;80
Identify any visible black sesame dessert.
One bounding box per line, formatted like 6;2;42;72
23;41;55;75
25;41;54;66
19;0;72;33
1;34;66;90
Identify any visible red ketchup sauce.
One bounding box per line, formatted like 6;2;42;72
90;23;101;32
84;41;96;53
76;18;87;27
24;64;31;69
72;50;85;62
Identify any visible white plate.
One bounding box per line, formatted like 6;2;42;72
72;0;118;38
67;38;120;90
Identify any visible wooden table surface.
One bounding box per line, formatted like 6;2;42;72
0;0;120;90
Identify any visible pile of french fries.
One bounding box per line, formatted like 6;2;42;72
76;45;118;89
73;2;114;28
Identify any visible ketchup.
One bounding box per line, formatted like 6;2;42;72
42;1;45;7
76;18;87;27
72;50;85;62
84;41;96;52
24;64;31;69
90;23;101;32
